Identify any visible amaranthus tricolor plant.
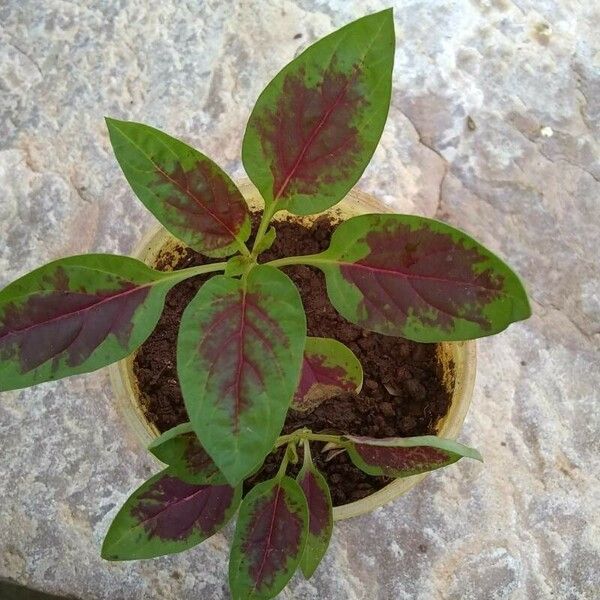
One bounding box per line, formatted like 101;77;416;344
0;10;529;599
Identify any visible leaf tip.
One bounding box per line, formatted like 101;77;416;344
469;447;484;463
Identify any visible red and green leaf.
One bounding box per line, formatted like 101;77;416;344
242;9;395;216
296;456;333;579
102;468;241;560
148;423;226;485
106;118;250;257
0;255;198;391
345;435;483;478
177;265;306;486
293;337;363;411
300;214;531;341
229;476;308;600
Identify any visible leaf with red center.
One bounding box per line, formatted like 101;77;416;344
0;254;203;391
293;337;363;411
106;118;250;257
229;476;308;599
345;435;483;478
102;468;241;560
148;423;226;485
242;10;394;215
296;457;333;579
300;214;531;341
177;265;306;486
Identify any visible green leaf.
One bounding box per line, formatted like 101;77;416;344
148;423;227;485
242;9;395;215
0;255;208;391
293;336;363;411
299;213;531;341
106;118;250;257
178;265;306;486
345;435;483;478
102;468;241;560
229;476;308;600
254;226;277;255
297;458;333;579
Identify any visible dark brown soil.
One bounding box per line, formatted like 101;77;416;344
133;214;452;506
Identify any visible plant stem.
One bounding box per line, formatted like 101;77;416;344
276;444;292;479
251;202;278;258
237;242;252;258
302;438;313;469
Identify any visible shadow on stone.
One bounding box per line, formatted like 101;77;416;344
0;579;80;600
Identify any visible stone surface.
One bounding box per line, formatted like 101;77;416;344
0;1;598;599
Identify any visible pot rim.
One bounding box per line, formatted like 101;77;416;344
109;181;476;520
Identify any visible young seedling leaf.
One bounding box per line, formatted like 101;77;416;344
0;255;198;391
254;226;277;255
293;336;363;411
345;435;483;478
242;9;395;215
106;118;250;257
148;423;226;485
178;265;306;486
301;214;531;341
102;468;241;560
229;476;308;599
297;454;333;579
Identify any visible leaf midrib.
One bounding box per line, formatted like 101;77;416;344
272;18;388;202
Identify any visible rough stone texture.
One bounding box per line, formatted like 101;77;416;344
0;1;598;598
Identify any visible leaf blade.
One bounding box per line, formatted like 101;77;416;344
229;476;308;600
307;214;531;341
0;255;187;391
178;265;306;485
102;468;241;560
293;336;363;411
106;118;250;257
345;435;483;478
297;462;333;579
148;423;227;485
243;9;395;215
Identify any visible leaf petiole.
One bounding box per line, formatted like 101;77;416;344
266;254;321;269
251;202;279;259
166;261;228;282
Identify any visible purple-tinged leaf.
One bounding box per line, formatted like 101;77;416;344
293;337;363;411
102;468;241;560
0;254;214;391
297;458;333;579
178;265;306;486
299;214;531;341
106;119;250;257
345;435;483;478
148;423;226;485
229;476;308;599
242;10;394;215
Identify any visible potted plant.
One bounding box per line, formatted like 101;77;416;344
0;9;530;600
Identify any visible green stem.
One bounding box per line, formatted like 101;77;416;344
237;243;251;258
251;202;278;258
276;444;293;479
165;261;227;282
302;438;313;469
266;254;322;269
